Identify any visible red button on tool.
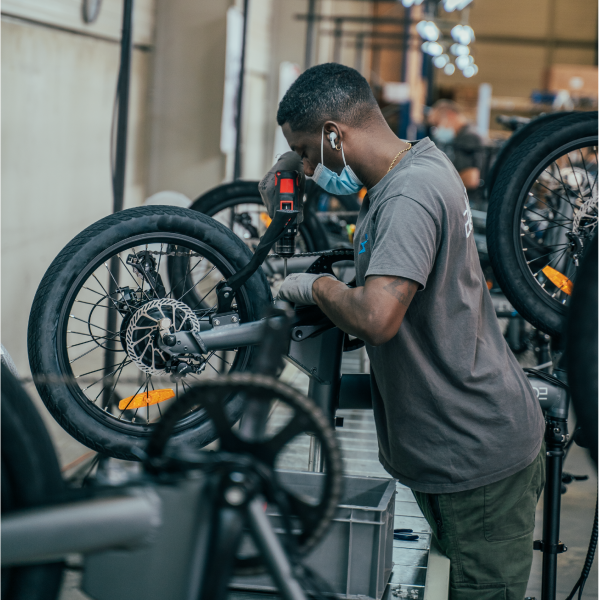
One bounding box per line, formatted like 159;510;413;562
280;179;294;193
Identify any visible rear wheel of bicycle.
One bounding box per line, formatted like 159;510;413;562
487;111;598;338
28;206;271;460
2;364;64;600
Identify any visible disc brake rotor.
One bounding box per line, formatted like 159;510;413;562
126;298;200;375
572;189;598;237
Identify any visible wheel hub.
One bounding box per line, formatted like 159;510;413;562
126;299;199;375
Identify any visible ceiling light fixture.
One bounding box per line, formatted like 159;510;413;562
443;0;473;12
416;20;441;42
450;43;470;56
421;41;444;56
433;54;450;68
450;24;475;45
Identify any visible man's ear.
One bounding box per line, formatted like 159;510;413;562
323;121;342;145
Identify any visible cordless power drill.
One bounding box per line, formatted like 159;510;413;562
273;169;301;278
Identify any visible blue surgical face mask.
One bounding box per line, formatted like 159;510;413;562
310;127;363;195
433;126;455;144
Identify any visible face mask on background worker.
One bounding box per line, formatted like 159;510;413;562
432;126;456;144
310;126;363;195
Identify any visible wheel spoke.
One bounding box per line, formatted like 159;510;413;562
95;357;128;404
529;185;576;220
82;360;132;391
92;274;127;316
524;208;571;230
76;299;112;309
70;334;121;363
189;281;222;312
76;361;129;379
118;376;148;418
167;256;205;299
104;263;133;313
177;265;217;302
526;245;571;265
541;168;582;206
566;154;585;200
578;149;594;194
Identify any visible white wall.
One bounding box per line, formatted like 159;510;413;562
1;4;154;373
146;0;229;199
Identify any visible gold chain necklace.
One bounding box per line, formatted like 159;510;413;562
387;142;412;173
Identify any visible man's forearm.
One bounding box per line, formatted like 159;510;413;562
312;277;371;341
311;275;416;346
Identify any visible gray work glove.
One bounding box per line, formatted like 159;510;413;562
259;151;305;224
277;273;337;306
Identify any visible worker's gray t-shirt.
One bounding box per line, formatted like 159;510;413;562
353;137;544;494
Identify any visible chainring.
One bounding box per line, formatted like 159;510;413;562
144;372;343;575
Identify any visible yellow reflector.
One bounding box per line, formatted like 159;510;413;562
542;266;573;296
119;389;175;411
260;213;272;228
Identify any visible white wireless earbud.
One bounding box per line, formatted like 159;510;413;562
329;132;337;149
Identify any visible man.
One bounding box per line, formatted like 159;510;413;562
260;63;545;600
428;99;486;207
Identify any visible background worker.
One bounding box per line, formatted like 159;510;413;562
260;63;545;600
428;99;486;208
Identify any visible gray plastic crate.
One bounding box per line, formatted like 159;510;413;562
232;471;396;600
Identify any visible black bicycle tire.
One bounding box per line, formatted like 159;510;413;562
486;111;571;196
566;233;598;464
486;111;598;338
190;180;330;251
1;364;64;600
27;206;272;460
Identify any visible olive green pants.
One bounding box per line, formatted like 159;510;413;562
413;443;546;600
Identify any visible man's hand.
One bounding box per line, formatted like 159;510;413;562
278;273;337;306
259;151;306;223
312;274;419;346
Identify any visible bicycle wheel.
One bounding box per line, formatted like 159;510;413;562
2;364;64;600
28;206;271;460
487;111;598;338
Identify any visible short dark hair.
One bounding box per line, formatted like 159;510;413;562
277;63;379;132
